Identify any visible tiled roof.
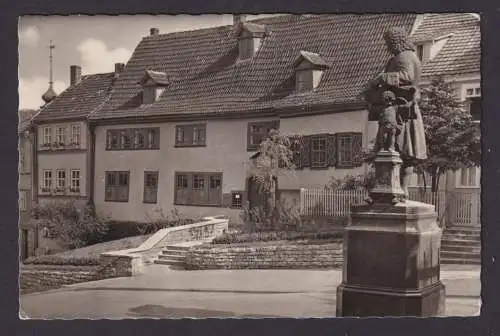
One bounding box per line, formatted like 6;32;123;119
419;19;480;78
92;14;418;120
294;51;330;69
411;13;479;43
33;72;115;123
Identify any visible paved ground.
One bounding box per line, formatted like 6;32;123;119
20;264;481;319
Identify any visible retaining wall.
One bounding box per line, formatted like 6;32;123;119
185;242;343;270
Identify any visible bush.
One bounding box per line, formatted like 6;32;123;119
212;230;343;245
32;201;109;249
102;208;199;241
23;255;100;266
240;197;302;232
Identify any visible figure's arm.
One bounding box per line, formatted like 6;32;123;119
378;55;415;87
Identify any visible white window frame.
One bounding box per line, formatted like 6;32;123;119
456;166;480;188
19;191;27;211
55;126;67;145
71;124;81;146
43;127;52;146
42;170;52;192
56;169;66;191
70;169;81;193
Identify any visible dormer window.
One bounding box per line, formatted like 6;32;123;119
414;33;453;64
139;70;169;105
235;22;266;61
293;51;330;93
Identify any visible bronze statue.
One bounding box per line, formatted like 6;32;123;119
364;27;427;200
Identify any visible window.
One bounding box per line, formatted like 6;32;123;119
143;171;159;204
42;170;52;192
458;167;479;187
231;192;243;208
19;147;26;173
55;169;66;192
417;45;424;61
55;127;67;145
337;133;361;168
238;38;254;60
289;132;362;169
174;172;222;206
106;128;160;150
175;124;206;147
71;124;81;146
296;70;313;93
19;190;27;212
105;171;130;202
70;169;81;193
247;121;279;150
311;136;328;168
43;127;52;146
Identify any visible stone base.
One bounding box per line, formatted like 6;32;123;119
336;281;446;317
336;200;446;317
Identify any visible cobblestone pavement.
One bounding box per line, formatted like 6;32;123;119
20;265;481;319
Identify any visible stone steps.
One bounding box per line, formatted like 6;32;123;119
440;226;481;265
153;245;190;268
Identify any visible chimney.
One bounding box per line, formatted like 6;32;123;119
233;14;246;29
150;28;159;36
114;63;125;74
70;65;82;86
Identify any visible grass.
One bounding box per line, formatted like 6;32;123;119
52;234;152;258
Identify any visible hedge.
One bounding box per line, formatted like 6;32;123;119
23;255;100;266
212;230;343;245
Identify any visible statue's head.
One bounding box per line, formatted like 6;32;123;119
381;90;396;105
383;27;415;55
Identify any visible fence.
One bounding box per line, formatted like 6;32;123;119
299;188;480;226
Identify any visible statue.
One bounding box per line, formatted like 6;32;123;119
363;27;427;200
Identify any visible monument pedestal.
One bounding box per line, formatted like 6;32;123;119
336;149;445;317
336;201;446;317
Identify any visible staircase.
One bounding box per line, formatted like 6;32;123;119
441;226;481;265
154;245;190;268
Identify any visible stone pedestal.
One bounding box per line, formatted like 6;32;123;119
336;201;446;317
369;150;406;203
336;149;445;317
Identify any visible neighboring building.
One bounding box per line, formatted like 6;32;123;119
86;14;480;225
31;65;118;210
19;110;37;260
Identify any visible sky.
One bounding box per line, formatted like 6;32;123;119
18;14;277;110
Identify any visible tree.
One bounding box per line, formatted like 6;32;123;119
248;129;298;228
417;76;481;191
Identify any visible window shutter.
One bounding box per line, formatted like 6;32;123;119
352;132;363;167
301;135;311;168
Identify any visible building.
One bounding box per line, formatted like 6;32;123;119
31;66;117;212
19;109;37;260
85;14;479;225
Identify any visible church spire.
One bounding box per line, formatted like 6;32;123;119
42;40;57;104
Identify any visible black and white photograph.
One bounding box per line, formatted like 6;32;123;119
18;13;481;318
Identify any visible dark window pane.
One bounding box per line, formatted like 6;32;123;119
193;175;205;189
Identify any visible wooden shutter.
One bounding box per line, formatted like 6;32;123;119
352;132;363;167
301;135;311;168
326;134;337;167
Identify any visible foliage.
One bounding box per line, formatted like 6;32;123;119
212;230;343;245
247;129;300;225
23;255;100;266
417;76;481;191
240;197;302;232
249;129;298;194
31;201;109;249
326;171;377;191
139;207;199;235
